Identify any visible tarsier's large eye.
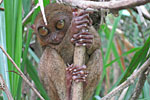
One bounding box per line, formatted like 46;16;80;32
56;20;65;30
38;26;49;36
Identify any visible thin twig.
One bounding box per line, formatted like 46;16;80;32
0;8;4;11
22;3;39;25
128;9;146;43
7;71;21;76
133;7;150;21
38;0;47;25
0;74;13;100
100;58;150;100
0;46;44;100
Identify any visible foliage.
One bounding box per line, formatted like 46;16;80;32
0;0;150;100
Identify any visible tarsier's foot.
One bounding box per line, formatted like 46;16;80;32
66;64;88;100
66;64;88;83
71;10;94;48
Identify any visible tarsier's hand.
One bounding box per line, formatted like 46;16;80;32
66;64;88;84
70;10;94;48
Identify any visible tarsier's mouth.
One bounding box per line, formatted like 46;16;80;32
51;38;63;45
51;41;61;45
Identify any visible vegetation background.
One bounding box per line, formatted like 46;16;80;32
0;0;150;100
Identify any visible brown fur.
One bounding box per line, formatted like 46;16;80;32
34;3;103;100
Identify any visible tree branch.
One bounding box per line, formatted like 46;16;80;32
72;47;85;100
71;9;87;100
130;67;150;100
100;58;150;100
62;0;150;10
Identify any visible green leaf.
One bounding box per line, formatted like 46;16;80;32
142;81;150;99
0;2;10;100
4;0;22;97
16;29;33;100
104;12;122;66
4;0;14;92
22;0;31;17
100;24;124;72
124;83;136;100
17;0;50;99
110;35;150;91
94;11;123;99
119;36;150;84
105;47;140;68
13;0;22;96
28;48;40;63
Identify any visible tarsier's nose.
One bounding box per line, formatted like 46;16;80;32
51;34;61;44
52;35;59;41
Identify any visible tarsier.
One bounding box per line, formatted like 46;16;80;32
33;3;103;100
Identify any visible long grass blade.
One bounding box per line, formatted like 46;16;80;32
0;2;10;100
94;11;123;99
119;36;150;84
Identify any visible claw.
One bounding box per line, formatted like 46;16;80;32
85;29;89;32
71;38;75;41
80;70;84;74
73;69;77;72
79;35;82;38
79;39;83;42
85;75;88;77
83;44;86;46
72;76;77;80
75;80;79;83
82;65;86;69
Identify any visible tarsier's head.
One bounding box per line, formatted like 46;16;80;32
34;3;72;47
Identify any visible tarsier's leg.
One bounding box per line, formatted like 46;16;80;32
39;47;67;100
84;49;103;100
